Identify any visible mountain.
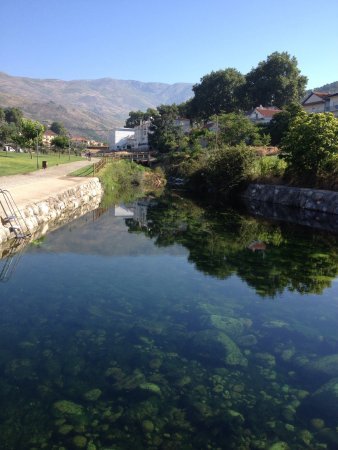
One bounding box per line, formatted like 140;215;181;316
0;72;193;139
312;81;338;94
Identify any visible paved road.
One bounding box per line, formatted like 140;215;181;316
0;160;95;209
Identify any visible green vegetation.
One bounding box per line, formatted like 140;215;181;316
96;159;165;206
0;152;82;176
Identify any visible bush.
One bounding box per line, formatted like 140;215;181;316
206;144;257;193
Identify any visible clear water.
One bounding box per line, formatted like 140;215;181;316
1;194;338;449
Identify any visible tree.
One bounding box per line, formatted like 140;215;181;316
16;118;44;151
244;52;308;108
268;102;303;146
148;104;184;153
280;112;338;178
210;112;269;147
4;107;23;126
125;108;158;128
52;135;69;150
189;68;246;120
50;121;67;136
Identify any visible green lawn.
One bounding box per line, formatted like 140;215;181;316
0;152;83;176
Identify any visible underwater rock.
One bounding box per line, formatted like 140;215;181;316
139;382;161;395
237;334;258;347
304;354;338;378
207;315;247;337
58;424;73;435
142;420;155;433
72;435;87;448
306;378;338;421
310;418;325;430
255;352;276;367
53;400;85;417
83;388;102;402
192;329;247;367
268;442;290;450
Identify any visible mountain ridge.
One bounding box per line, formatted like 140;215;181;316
0;71;193;138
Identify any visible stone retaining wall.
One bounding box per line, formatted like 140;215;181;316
243;184;338;215
0;178;102;245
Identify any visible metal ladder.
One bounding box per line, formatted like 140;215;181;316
0;188;31;239
0;238;26;282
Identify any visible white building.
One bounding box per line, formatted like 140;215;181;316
302;91;338;117
134;121;151;150
247;106;281;123
110;128;135;150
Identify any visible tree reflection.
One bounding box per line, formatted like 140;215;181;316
126;194;338;297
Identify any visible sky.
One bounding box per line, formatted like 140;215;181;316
1;0;337;90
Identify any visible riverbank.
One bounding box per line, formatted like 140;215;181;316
0;160;102;246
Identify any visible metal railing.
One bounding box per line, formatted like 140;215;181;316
0;189;31;238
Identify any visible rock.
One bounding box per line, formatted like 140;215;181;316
208;315;246;337
192;330;247;367
53;400;84;417
237;334;257;347
83;388;102;401
306;377;338;421
139;383;161;395
58;424;73;435
304;354;338;378
142;420;155;433
310;418;325;430
72;435;87;448
268;442;290;450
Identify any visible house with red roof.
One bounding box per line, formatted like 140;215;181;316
247;106;281;123
42;129;57;147
302;91;338;117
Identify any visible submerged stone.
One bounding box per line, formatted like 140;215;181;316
83;388;102;401
304;354;338;378
53;400;84;417
307;377;338;420
268;442;290;450
192;329;247;367
72;435;87;448
139;382;161;395
142;420;155;433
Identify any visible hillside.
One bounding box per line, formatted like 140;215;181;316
0;72;193;139
313;80;338;93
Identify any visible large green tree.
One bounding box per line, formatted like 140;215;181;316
280;112;338;178
4;107;23;126
16;118;44;150
244;52;308;108
125;108;158;128
148;104;184;152
50;121;67;136
189;68;246;120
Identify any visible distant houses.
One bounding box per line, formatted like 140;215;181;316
247;106;281;123
302;91;338;117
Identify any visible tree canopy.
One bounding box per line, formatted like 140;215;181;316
280;112;338;178
244;52;308;108
50;121;67;136
189;68;245;120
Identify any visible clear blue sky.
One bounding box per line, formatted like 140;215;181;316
1;0;337;89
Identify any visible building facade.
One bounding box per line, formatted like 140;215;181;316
302;91;338;117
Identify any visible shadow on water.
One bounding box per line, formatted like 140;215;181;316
1;191;338;448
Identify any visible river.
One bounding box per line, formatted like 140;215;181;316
0;192;338;449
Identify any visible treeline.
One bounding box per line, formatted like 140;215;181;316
0;107;74;152
125;52;338;193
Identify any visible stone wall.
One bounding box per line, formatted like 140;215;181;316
0;178;102;246
243;184;338;215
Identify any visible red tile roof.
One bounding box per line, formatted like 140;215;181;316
255;107;281;118
44;130;57;136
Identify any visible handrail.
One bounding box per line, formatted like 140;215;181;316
0;188;31;238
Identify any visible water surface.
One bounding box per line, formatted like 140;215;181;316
1;194;338;449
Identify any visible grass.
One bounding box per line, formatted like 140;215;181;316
0;152;83;176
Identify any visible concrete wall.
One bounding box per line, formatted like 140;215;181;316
0;178;102;246
243;184;338;215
